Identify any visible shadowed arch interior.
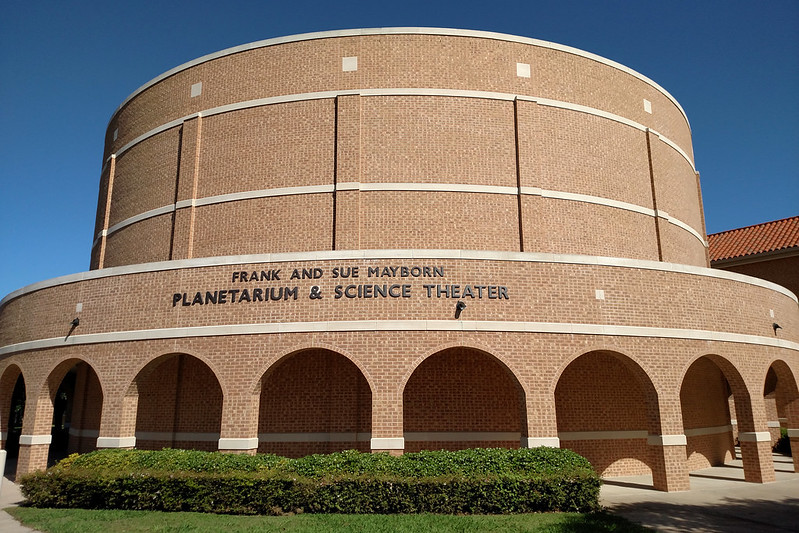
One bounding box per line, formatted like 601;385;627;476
132;353;223;451
555;350;660;477
258;348;371;457
0;366;25;460
765;360;799;470
680;356;739;471
402;347;526;453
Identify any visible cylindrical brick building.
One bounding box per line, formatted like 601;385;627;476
1;28;797;492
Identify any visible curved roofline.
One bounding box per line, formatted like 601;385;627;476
107;27;690;130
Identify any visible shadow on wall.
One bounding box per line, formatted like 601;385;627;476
608;498;799;533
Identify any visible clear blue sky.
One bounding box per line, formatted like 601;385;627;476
1;0;797;298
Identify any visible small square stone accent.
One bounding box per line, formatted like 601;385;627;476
516;62;531;78
113;128;118;141
595;289;605;300
191;82;203;98
643;99;652;114
342;56;358;72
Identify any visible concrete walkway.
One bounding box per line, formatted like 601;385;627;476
601;452;799;532
1;474;37;532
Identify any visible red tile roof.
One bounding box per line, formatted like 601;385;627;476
708;216;799;262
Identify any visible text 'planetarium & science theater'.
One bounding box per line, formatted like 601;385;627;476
1;28;797;492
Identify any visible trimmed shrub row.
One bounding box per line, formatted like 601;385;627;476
20;448;601;514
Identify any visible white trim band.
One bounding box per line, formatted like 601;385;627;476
370;437;404;450
135;431;220;442
110;88;694;171
647;434;688;446
109;28;689;129
559;430;647;441
218;438;259;450
258;432;370;443
738;431;772;443
98;180;704;248
19;435;52;446
404;431;520;441
96;436;136;448
684;425;733;437
787;429;799;438
767;421;782;428
0;431;7;440
3;319;797;357
523;437;561;448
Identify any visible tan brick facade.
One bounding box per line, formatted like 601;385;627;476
1;29;797;492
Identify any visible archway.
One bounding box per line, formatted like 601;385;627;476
132;353;223;451
679;356;738;471
764;360;799;471
0;366;25;463
555;350;659;476
46;360;104;464
403;347;525;452
258;348;371;457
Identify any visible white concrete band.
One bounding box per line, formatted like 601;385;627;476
218;437;259;450
96;436;136;448
684;425;733;437
135;431;220;442
109;28;689;129
404;431;520;441
738;431;772;442
523;437;561;448
767;421;782;428
370;437;404;450
96;180;705;248
258;432;370;442
3;249;796;309
3;319;797;358
559;430;648;441
109;88;694;172
647;434;688;446
787;429;799;438
19;434;52;445
0;431;6;440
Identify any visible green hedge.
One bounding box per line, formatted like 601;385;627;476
20;448;601;514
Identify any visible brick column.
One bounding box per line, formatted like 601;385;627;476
789;430;799;472
171;115;203;260
647;396;690;491
16;394;55;476
522;392;560;449
218;387;260;455
96;394;137;450
370;389;404;456
647;435;690;491
739;432;777;483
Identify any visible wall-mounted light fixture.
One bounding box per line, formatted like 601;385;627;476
455;300;467;319
773;323;782;334
71;318;80;328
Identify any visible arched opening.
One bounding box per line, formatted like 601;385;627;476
132;353;223;451
764;360;799;470
258;348;371;457
1;367;25;466
555;350;658;477
764;367;781;445
680;356;737;471
46;360;104;465
403;347;525;452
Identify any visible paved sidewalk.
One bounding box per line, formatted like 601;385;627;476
1;474;38;532
601;452;799;532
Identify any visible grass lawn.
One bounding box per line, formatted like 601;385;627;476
6;507;650;532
